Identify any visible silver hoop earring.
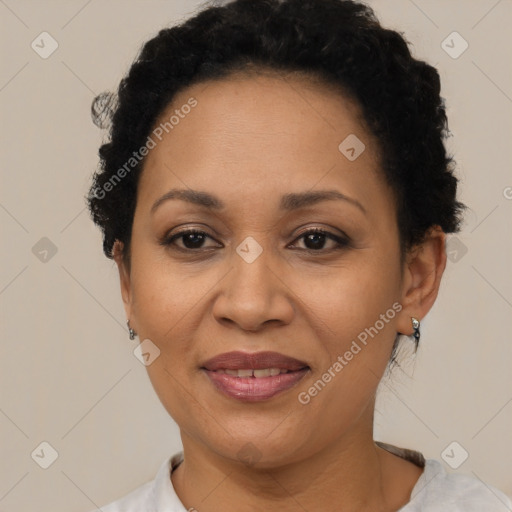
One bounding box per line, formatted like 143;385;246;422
411;317;420;344
127;320;137;340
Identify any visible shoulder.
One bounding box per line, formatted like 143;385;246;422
89;452;185;512
402;459;512;512
98;479;154;511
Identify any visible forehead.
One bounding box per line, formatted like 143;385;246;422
137;72;385;212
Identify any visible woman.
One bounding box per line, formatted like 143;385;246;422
86;0;511;510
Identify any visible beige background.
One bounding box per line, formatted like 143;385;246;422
1;0;511;510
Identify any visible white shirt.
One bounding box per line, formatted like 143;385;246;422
95;450;512;511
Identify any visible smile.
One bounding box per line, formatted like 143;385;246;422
201;350;310;401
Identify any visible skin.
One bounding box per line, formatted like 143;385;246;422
113;71;447;512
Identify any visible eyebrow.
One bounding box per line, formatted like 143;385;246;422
151;189;223;214
280;190;366;214
150;188;366;215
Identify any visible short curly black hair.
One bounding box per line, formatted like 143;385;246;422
87;0;464;266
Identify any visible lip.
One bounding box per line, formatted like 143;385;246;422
201;351;309;371
201;351;310;402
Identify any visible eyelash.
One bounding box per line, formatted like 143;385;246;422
160;227;350;254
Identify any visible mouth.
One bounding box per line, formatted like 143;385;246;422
201;351;310;402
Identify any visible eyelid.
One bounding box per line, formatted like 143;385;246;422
292;225;348;240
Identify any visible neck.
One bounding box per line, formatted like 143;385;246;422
171;407;417;512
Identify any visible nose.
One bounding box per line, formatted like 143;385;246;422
212;248;295;332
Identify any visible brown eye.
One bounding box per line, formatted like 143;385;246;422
179;231;208;249
161;229;220;251
291;228;349;252
302;231;329;250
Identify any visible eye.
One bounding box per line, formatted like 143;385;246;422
160;227;350;253
160;229;221;251
289;228;350;252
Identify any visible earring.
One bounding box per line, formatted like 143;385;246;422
411;317;420;344
127;320;137;340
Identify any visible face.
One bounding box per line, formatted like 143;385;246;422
115;72;436;468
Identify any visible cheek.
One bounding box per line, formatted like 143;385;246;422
291;249;402;407
297;251;402;349
129;244;215;342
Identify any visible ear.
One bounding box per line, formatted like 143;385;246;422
396;226;447;336
113;240;134;324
